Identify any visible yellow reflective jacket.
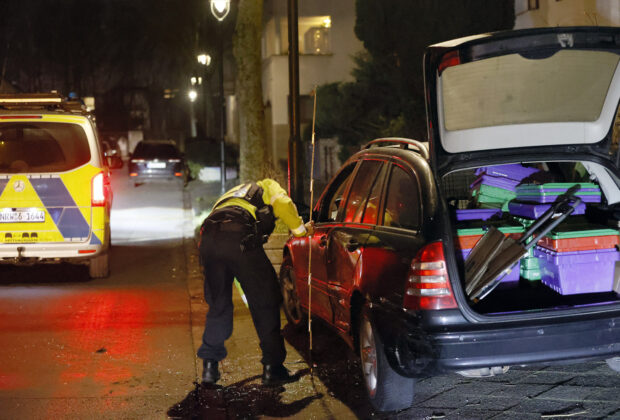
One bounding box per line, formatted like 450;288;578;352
213;178;307;237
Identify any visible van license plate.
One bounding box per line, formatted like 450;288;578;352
0;209;45;223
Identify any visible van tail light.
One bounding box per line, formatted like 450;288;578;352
404;241;457;310
92;172;108;207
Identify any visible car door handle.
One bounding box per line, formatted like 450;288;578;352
346;238;360;252
319;235;328;247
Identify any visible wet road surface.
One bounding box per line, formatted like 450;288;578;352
1;170;619;419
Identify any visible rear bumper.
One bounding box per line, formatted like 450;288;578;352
370;304;620;377
0;241;105;263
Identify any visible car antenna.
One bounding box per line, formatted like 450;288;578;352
307;86;318;375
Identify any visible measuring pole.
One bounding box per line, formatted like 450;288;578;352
307;87;317;373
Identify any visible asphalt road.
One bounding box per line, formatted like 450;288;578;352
0;170;197;419
0;169;619;419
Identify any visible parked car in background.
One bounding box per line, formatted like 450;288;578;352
128;140;187;186
0;93;116;278
279;27;620;412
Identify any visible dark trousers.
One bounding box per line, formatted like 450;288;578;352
197;219;285;366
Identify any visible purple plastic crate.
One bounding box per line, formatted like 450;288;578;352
516;194;601;204
508;201;586;219
474;164;540;181
455;209;502;221
533;247;620;295
470;175;520;192
461;248;520;282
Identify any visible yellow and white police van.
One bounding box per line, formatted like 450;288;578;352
0;93;118;278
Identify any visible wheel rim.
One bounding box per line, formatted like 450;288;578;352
360;317;378;397
281;266;303;324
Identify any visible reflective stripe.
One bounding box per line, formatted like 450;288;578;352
270;192;286;205
291;223;306;236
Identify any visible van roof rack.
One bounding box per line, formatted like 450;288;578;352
363;137;429;159
0;93;90;115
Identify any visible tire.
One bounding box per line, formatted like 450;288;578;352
89;251;110;279
606;356;620;373
279;256;306;330
359;308;415;412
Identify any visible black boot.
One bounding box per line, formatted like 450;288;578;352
202;359;220;384
262;364;298;386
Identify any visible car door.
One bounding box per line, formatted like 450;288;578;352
302;162;357;323
323;159;387;332
359;161;427;305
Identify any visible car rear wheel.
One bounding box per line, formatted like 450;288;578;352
279;256;305;329
89;251;109;279
359;309;415;412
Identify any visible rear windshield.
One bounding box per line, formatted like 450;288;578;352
132;142;180;159
0;122;91;173
441;50;620;131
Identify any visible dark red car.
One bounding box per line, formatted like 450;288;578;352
280;27;620;412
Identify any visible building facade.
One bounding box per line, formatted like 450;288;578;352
261;0;363;173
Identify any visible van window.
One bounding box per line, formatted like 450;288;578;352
0;122;91;173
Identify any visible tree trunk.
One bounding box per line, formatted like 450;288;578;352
233;0;269;182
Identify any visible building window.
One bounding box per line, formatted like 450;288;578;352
263;15;332;57
528;0;539;10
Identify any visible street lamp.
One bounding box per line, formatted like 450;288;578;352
210;0;230;21
197;53;212;67
210;0;230;194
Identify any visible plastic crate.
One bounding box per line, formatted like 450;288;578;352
516;183;601;203
520;248;541;281
470;175;520;192
461;248;520;283
455;209;502;221
538;234;619;252
474;164;540;181
472;184;517;202
508;200;586;219
533;247;620;295
455;228;524;250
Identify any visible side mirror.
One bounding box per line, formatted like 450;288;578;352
107;156;123;169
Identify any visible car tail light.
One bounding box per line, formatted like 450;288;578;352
438;50;460;75
131;159;145;163
129;172;138;177
92;172;108;207
174;172;183;177
404;241;457;310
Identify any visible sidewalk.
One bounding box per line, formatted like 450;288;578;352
169;179;357;419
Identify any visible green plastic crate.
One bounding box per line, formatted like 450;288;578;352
473;184;517;202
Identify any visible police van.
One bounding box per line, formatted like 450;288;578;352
0;93;119;278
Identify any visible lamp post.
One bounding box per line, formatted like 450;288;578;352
196;52;211;142
210;0;230;194
188;89;198;138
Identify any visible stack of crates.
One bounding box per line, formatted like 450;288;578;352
533;220;620;295
509;182;598;283
471;164;539;211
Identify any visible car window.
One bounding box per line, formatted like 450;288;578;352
317;163;356;223
382;165;421;230
0;122;90;173
133;142;180;159
343;160;383;223
361;163;387;224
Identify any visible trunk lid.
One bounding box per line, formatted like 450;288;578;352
424;27;620;173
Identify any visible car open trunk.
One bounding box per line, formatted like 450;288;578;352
424;27;620;316
442;160;620;316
